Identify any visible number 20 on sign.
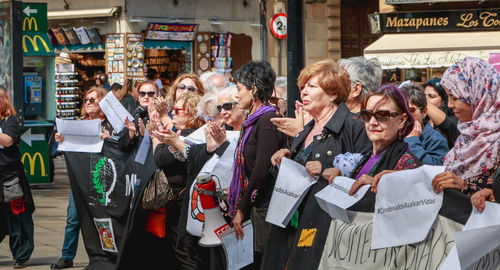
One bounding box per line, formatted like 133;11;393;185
271;13;287;39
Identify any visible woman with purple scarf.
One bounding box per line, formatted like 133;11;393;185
228;61;286;268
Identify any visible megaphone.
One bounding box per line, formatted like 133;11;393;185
196;174;230;247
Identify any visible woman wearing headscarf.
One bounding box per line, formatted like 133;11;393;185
431;57;500;212
423;77;460;149
264;60;371;270
0;88;35;269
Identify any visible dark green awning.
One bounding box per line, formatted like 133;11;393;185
22;32;54;56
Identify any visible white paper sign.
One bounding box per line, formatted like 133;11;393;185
134;130;151;165
56;118;103;153
210;136;239;189
99;91;134;133
265;158;316;228
371;165;445;249
455;202;500;269
220;221;254;270
315;176;371;223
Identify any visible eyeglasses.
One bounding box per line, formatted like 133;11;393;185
173;107;184;115
360;109;401;123
83;98;96;104
217;102;238;112
177;84;196;92
138;91;156;98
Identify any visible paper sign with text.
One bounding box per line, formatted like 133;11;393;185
372;165;445;249
265;158;316;228
315;176;370;223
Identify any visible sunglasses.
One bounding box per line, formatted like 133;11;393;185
269;96;285;104
173;107;184;115
217;102;238;112
83;98;96;104
177;84;196;92
139;91;156;98
360;109;401;123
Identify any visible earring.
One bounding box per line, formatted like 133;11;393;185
398;129;402;140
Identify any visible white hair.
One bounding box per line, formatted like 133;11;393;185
338;57;383;97
217;85;238;102
196;91;218;117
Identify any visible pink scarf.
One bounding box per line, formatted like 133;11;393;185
441;57;500;179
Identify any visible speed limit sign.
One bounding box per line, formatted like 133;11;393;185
271;13;287;39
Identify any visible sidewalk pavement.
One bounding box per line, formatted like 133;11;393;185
0;157;88;270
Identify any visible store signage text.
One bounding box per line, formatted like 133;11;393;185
146;23;199;41
370;9;500;33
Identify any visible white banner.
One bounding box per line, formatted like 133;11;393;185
372;165;445;249
265;158;316;228
315;176;370;223
319;212;462;270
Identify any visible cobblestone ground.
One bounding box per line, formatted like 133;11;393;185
0;158;88;270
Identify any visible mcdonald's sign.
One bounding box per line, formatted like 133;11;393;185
21;152;46;177
23;17;37;31
22;32;54;56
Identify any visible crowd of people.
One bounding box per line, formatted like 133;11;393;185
0;55;499;269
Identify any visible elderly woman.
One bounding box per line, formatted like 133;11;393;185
117;92;204;269
423;78;459;149
264;59;371;270
343;84;421;197
52;86;113;269
430;58;500;213
0;88;35;268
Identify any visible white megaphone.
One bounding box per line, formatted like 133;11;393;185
196;174;230;247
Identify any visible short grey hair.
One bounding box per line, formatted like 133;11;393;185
400;83;427;109
275;77;287;88
338;57;382;97
196;91;218;117
217;85;238;102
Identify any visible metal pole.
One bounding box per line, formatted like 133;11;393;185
260;0;268;61
286;0;304;118
278;39;282;76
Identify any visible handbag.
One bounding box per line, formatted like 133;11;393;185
3;177;24;202
141;169;175;210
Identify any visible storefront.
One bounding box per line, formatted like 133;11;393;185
365;9;500;83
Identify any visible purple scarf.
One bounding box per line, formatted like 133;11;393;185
228;105;276;216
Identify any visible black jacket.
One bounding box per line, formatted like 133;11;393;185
263;102;371;270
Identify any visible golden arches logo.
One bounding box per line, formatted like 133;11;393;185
21;152;46;177
23;17;38;31
22;35;50;53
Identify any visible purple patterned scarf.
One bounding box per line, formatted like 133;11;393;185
228;105;276;216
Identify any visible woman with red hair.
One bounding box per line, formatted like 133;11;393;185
0;87;35;268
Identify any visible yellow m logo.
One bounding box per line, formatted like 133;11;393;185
22;35;50;53
21;152;46;177
23;17;38;31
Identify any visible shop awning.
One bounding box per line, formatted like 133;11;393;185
54;43;105;53
364;31;500;69
144;40;192;51
22;32;54;56
48;7;121;20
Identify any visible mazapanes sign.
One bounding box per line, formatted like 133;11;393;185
369;9;500;33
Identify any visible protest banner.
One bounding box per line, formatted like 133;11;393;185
64;138;156;269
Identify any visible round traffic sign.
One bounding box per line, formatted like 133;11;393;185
270;13;287;39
